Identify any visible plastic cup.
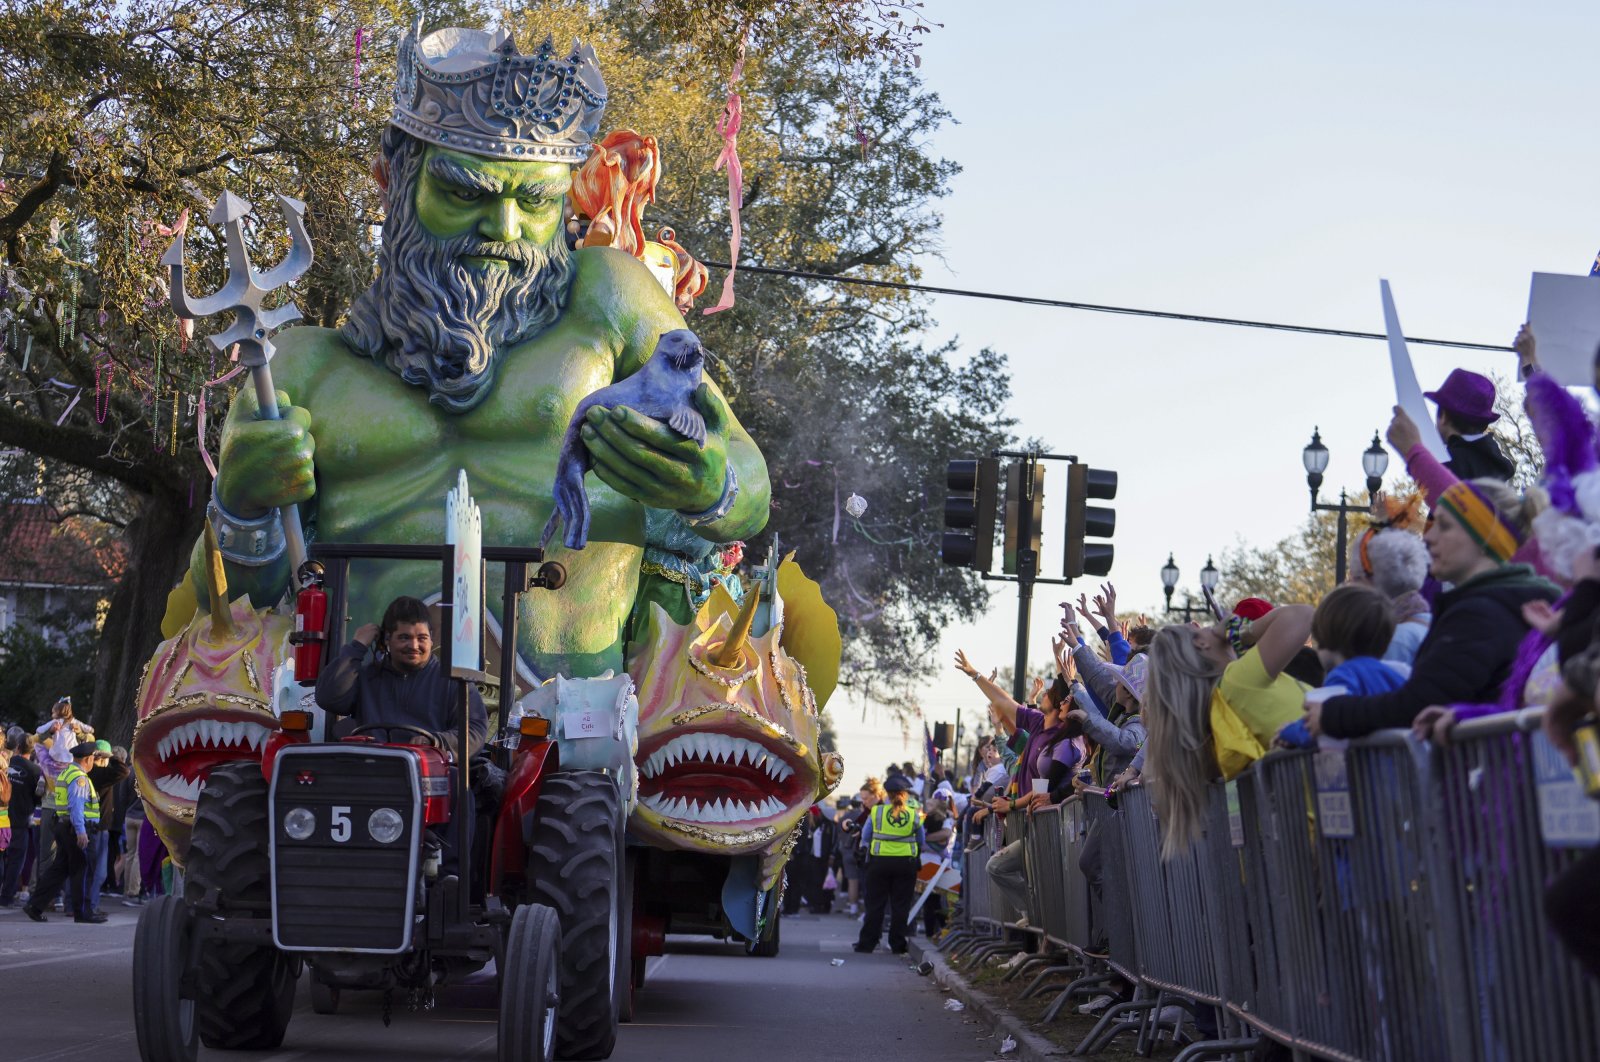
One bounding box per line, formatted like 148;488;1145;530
1031;778;1048;796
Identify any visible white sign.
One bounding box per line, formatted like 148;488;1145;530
562;709;607;740
445;469;483;679
1313;750;1356;839
1533;730;1600;848
1381;279;1449;463
1527;272;1600;388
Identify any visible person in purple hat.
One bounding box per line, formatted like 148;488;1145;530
1424;368;1515;483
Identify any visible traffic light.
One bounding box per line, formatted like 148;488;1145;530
940;457;999;570
1065;462;1117;579
1003;460;1046;576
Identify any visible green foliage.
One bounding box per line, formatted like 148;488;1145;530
0;622;98;729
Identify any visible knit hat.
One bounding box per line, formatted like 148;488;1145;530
1111;654;1149;704
1436;480;1524;563
94;739;112;755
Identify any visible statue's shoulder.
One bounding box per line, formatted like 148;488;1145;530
267;325;362;401
566;247;685;370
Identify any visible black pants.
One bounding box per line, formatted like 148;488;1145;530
0;821;31;904
29;821;88;918
1546;843;1600;978
856;855;917;953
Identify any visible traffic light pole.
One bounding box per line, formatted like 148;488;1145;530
1012;547;1037;703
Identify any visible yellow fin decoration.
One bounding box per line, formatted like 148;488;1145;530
776;552;841;709
160;577;200;640
699;581;741;631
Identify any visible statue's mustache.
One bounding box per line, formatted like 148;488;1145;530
447;236;542;270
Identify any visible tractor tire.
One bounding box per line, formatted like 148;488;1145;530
617;850;636;1024
310;977;341;1015
744;909;781;957
183;761;298;1050
133;895;199;1062
526;770;623;1060
498;902;562;1062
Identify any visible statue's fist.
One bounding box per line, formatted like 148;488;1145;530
216;392;316;516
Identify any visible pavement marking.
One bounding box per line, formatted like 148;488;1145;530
0;946;130;972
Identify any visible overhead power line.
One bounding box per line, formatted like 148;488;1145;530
702;261;1514;354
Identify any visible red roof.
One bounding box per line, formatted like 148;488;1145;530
0;499;127;587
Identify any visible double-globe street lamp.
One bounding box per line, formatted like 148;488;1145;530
1160;553;1219;622
1302;428;1390;584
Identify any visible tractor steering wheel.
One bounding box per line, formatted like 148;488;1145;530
350;724;445;751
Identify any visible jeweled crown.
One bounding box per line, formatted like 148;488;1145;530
392;23;608;164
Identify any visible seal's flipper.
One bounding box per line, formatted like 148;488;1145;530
669;405;707;448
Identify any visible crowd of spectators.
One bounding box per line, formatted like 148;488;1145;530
1;698;170;921
930;326;1600;1001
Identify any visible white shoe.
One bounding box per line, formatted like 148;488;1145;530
1077;994;1115;1015
1010;915;1029;929
1157;1005;1188;1028
1000;951;1029;970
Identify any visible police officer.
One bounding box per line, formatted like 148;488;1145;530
23;742;105;924
853;774;925;954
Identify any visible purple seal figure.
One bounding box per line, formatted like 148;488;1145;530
542;328;708;551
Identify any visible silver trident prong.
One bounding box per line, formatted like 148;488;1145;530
163;190;315;587
162;191;313;368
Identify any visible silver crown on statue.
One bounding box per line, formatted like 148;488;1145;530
391;22;608;164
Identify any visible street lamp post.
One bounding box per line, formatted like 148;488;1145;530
1161;553;1219;622
1303;428;1389;584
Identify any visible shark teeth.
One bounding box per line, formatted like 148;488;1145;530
639;791;785;824
640;733;794;783
154;718;274;764
153;774;207;802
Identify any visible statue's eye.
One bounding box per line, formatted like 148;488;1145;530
518;195;546;210
451;189;483;203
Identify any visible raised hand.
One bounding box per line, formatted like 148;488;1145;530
216;389;315;516
1096;582;1118;625
1386;405;1421;457
954;649;978;677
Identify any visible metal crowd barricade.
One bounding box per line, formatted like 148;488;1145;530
1429;710;1600;1062
990;808;1027;925
1083;790;1139;982
1056;795;1093;950
1024;803;1069;942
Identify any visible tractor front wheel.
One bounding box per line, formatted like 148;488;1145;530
132;895;199;1062
498;903;562;1062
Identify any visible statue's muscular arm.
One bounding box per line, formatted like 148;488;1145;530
567;247;770;543
185;329;331;611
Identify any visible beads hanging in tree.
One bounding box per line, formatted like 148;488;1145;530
95;360;113;424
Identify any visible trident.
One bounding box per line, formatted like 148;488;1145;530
163;191;314;580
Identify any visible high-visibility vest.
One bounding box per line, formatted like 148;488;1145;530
869;802;917;857
52;764;99;823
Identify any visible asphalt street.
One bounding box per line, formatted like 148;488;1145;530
0;901;1004;1061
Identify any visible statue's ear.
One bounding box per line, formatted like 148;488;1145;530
372;155;392;211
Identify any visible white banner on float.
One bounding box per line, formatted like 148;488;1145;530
1381;279;1449;463
445;469;484;679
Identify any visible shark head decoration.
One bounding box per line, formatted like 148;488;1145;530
131;523;289;864
627;553;844;890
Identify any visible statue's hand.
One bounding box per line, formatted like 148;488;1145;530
580;384;729;512
216;391;317;517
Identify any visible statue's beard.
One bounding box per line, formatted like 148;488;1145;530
342;140;576;414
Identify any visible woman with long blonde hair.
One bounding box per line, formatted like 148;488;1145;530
1142;604;1312;857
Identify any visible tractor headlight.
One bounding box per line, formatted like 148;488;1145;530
284;807;315;841
367;808;404;844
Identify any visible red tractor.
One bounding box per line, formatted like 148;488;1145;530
133;543;629;1062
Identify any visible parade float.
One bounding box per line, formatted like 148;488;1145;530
129;21;842;1062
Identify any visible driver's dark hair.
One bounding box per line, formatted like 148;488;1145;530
380;596;432;637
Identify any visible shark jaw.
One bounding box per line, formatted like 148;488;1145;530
634;726;810;834
133;700;279;824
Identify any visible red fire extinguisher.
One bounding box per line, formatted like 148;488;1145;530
290;561;327;686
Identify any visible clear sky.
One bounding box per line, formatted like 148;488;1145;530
826;0;1600;783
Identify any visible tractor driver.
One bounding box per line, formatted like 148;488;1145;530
315;595;488;761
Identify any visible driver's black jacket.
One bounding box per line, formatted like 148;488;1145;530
315;641;488;761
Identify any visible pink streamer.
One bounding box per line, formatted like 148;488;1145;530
197;349;246;478
703;42;748;316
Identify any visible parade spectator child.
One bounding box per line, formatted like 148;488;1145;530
1279;585;1407;748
